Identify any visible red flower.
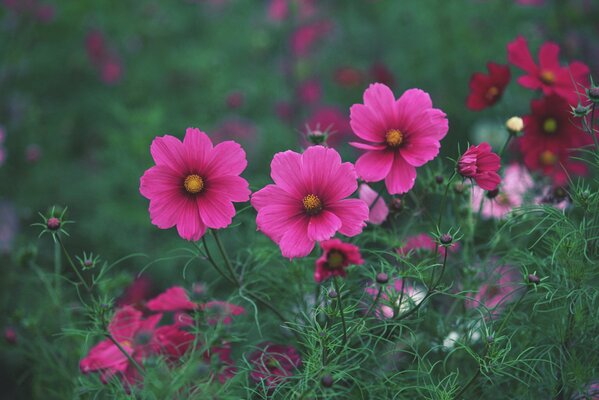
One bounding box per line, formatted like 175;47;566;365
314;239;363;283
249;342;301;389
507;36;589;105
519;95;591;185
466;62;511;111
370;62;395;87
458;143;501;190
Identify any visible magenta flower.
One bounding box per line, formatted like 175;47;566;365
465;266;522;313
397;233;459;257
358;184;389;225
140;128;251;241
314;238;363;283
146;286;198;312
457;142;501;191
251;146;369;259
350;83;448;194
249;342;302;389
471;163;534;219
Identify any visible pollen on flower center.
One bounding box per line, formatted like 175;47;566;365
543;118;557;134
184;174;204;194
302;194;323;215
485;86;499;100
385;129;404;147
540;70;555;84
326;250;345;269
539;150;557;166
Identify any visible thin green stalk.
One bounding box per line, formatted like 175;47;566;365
54;239;62;300
498;133;514;159
57;235;91;292
333;277;347;346
106;334;144;377
436;171;457;233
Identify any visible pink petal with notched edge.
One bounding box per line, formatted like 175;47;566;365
204;141;248;178
139;165;181;199
251;184;297;212
538;42;560;70
255;203;303;242
507;36;538;74
363;83;397;127
207;175;251;203
147;191;188;229
349;103;387;143
270;150;307;198
80;339;130;374
150;135;188;173
355;149;394;182
108;307;142;342
176;200;206;241
385;155;417;194
326;198;369;237
197;193;236;229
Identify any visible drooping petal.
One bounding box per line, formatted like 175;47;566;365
307;210;342;241
109;306;142;342
80;339;129;374
359;184;389;224
355;149;394;182
326;198;369;237
384;155;417;194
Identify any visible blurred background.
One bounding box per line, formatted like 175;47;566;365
0;0;598;397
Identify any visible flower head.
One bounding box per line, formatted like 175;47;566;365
519;95;592;185
314;239;363;283
471;163;533;219
466;62;511;111
251;146;368;259
358;183;389;225
140;128;250;241
350;83;448;194
249;342;302;389
457;142;501;190
507;36;589;105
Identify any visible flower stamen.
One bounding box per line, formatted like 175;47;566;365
485;86;499;101
539;150;557;166
540;70;555;84
302;194;322;215
326;250;345;269
385;129;404;148
543;118;557;134
184;174;204;194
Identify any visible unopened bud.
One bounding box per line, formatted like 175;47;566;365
47;217;61;231
506;116;524;135
321;373;334;388
328;289;337;299
587;86;599;103
528;274;540;285
376;272;389;284
440;234;453;245
435;176;444;185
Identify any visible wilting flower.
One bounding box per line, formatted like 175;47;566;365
249;342;302;389
365;278;426;319
314;239;363;283
465;266;522;313
466;62;511;111
519;95;591;185
251;146;368;259
139;128;251;241
397;233;459;257
507;36;589;105
350;83;448;194
80;306;191;385
457;142;501;190
358;184;389;225
303;105;352;147
471;163;534;219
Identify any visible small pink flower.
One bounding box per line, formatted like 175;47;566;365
140;128;251;241
465;266;522;312
101;58;123;84
365;278;425;319
25;144;42;163
358;184;388;225
251;146;369;259
249;342;301;389
350;83;448;194
226;91;245;109
314;238;363;283
471;163;533;219
457;142;501;190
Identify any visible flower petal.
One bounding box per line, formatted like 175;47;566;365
355;149;394;182
208;175;251;203
279;217;314;259
150;135;187;173
326;198;369;237
197;192;236;230
270;150;307;198
204;140;248;178
385;155;417;194
307;210;342;241
183;128;213;173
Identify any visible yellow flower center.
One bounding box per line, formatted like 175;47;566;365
385;129;404;148
184;174;204;194
302;194;322;215
543;118;557;134
485;86;499;101
540;70;555;84
540;150;557;166
327;250;344;269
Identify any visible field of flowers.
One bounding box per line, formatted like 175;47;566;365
1;1;599;399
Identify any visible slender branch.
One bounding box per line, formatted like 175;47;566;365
56;235;91;292
105;334;144;376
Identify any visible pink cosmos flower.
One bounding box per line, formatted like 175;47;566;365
140;128;251;241
507;36;590;106
350;83;448;194
249;342;302;389
251;146;369;259
471;163;534;219
365;278;425;319
358;184;389;225
116;276;154;309
457;142;501;191
397;233;459;257
465;266;522;313
314;239;363;283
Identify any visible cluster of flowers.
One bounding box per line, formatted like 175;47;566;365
81;285;301;390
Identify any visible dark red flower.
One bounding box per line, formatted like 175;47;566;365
466;62;511;111
370;62;396;87
116;277;153;309
458;143;501;190
249;342;301;390
519;95;592;185
507;36;589;105
314;239;363;283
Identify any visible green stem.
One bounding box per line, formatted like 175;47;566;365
106;334;144;377
211;230;237;284
588;104;599;153
498;133;514;159
347;285;382;339
54;239;62;300
333;277;347;346
436;171;457;233
57;235;90;292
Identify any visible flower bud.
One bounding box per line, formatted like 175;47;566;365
435;175;444;185
572;104;591;118
453;182;466;194
440;234;453;245
486;335;494;344
306;129;328;145
505;116;524;135
47;217;61;231
4;327;17;344
376;272;389;284
321;373;334;388
587;86;599;103
328;289;337;299
528;274;540;285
